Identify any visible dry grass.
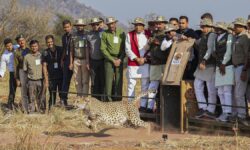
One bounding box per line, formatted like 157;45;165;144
0;72;250;149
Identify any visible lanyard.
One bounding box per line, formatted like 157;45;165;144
65;34;71;53
49;49;58;61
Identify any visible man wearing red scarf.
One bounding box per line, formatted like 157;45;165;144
125;17;151;112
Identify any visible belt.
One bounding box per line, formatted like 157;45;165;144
90;58;104;61
74;56;86;60
233;63;244;67
28;78;42;81
110;54;120;58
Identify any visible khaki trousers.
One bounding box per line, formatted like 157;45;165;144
73;58;90;97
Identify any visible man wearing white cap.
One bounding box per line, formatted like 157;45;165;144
125;17;151;112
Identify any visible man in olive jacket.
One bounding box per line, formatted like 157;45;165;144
100;17;126;101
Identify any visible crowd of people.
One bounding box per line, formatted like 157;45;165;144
0;12;250;126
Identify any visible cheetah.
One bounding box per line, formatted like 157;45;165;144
75;90;156;132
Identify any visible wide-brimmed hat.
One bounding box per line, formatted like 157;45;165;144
106;17;118;24
152;16;168;23
200;18;213;27
131;17;145;26
15;34;25;41
233;17;247;27
74;19;87;26
164;24;177;32
214;22;228;31
89;17;102;25
227;23;234;30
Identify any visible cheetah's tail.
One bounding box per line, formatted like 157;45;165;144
132;89;157;105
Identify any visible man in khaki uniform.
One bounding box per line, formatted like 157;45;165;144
100;17;126;101
231;18;249;123
14;34;30;113
23;40;44;113
71;19;90;98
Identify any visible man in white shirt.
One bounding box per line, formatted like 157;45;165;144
213;22;234;122
160;24;178;51
0;38;16;110
125;17;151;112
193;19;217;119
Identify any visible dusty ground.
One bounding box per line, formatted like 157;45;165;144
1;73;250;149
0;101;249;150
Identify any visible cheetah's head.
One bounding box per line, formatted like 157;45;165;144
75;97;91;113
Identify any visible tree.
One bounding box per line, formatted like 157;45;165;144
52;14;73;46
0;0;53;51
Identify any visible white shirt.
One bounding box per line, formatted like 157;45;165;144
217;33;226;42
160;38;173;51
0;50;15;77
203;32;217;61
125;32;148;60
125;31;149;78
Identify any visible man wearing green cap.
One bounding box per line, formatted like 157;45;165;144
194;18;217;119
125;17;151;112
71;19;90;98
231;17;249;124
14;34;30;112
100;17;126;101
146;16;168;113
87;17;105;100
213;22;234;122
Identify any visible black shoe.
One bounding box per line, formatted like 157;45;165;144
139;107;147;113
146;108;153;113
228;114;237;123
59;100;67;107
195;109;205;119
203;110;216;119
238;117;250;126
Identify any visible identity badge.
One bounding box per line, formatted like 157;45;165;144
79;40;84;48
35;59;41;65
54;62;58;69
113;36;119;44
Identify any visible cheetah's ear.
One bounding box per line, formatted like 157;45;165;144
74;97;82;108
